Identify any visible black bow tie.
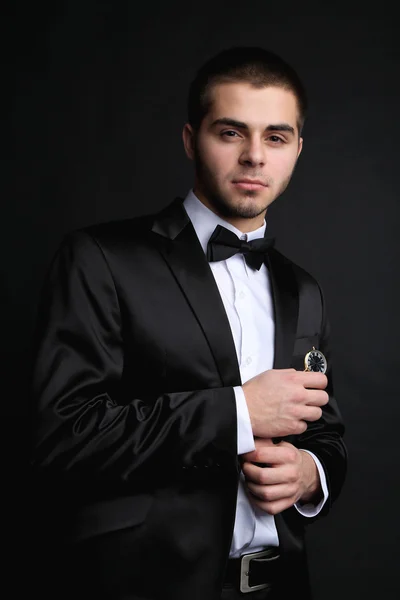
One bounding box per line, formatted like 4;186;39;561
206;225;275;271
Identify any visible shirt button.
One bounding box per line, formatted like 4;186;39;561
246;357;252;366
239;291;245;299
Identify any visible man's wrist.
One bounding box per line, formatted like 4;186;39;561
298;450;323;505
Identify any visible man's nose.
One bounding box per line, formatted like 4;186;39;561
239;138;266;167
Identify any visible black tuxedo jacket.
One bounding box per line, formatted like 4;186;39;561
30;198;347;600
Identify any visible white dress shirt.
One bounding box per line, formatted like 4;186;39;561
183;190;328;558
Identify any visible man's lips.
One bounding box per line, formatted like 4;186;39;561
232;179;268;190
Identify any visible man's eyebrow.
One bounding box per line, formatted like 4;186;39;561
211;118;249;129
266;123;295;135
211;118;295;135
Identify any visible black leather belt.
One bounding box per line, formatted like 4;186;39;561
224;548;280;594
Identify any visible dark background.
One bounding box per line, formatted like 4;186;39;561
8;3;400;598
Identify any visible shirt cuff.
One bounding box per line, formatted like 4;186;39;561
233;386;255;455
294;450;329;517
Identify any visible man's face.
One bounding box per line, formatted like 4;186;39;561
183;82;303;232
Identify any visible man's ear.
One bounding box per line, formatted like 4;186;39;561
182;123;195;160
297;136;303;159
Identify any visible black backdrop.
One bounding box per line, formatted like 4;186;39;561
8;4;400;599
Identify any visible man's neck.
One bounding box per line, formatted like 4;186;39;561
193;188;266;233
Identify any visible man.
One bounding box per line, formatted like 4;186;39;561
30;47;347;600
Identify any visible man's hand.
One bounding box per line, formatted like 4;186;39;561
242;368;328;439
241;438;322;515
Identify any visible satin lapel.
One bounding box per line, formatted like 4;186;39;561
266;248;299;369
151;199;241;387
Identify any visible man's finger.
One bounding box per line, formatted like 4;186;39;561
247;482;295;503
301;406;323;423
254;438;275;448
250;496;295;516
248;443;300;467
297;371;328;389
244;447;287;467
304;389;329;406
242;461;290;485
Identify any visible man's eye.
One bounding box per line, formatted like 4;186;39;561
221;130;239;138
268;136;285;143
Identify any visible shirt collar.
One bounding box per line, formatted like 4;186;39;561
183;189;267;255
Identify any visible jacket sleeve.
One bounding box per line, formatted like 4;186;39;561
30;230;238;486
295;281;348;515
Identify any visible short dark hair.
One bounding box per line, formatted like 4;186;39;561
187;46;308;133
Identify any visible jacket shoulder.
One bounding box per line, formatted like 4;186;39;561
83;214;154;245
56;213;156;257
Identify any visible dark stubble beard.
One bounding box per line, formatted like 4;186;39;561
193;143;294;221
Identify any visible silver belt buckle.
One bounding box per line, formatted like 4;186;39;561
239;549;279;594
